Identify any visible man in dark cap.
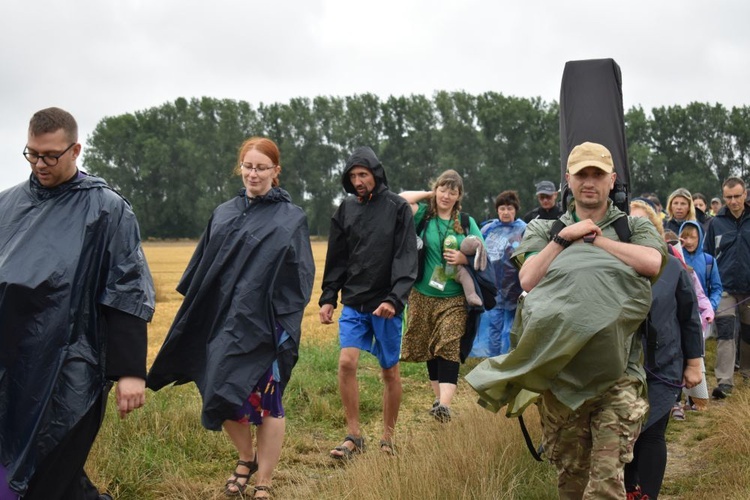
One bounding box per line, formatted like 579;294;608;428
522;180;563;223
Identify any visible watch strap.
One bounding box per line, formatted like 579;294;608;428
551;234;572;248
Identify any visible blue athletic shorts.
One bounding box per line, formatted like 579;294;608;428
339;305;403;369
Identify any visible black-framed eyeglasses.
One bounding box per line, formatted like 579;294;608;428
240;162;275;173
23;142;76;166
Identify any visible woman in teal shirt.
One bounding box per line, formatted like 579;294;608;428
399;169;483;422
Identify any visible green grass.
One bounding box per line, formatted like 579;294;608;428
83;244;750;499
88;338;560;499
87;337;750;499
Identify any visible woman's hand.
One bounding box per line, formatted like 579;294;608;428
682;363;703;389
443;249;468;266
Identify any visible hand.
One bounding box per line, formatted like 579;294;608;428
443;249;468;266
372;301;396;319
115;377;146;419
319;304;334;324
558;219;602;243
682;364;703;389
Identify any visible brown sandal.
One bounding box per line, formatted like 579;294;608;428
379;439;395;456
224;458;258;497
253;485;273;499
330;434;365;459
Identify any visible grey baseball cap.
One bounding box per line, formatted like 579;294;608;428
535;180;557;195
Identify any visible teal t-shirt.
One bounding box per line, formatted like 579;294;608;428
414;203;483;298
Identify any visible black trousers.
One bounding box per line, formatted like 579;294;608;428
624;410;670;499
426;356;460;385
23;388;110;500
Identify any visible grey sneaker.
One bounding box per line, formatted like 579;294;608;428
712;384;733;399
431;404;452;423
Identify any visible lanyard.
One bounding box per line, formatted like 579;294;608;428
434;217;453;264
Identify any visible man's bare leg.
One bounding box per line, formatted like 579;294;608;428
381;363;402;447
331;347;362;457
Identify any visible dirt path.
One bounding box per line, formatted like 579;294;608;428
659;400;720;499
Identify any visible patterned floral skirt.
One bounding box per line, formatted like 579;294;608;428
401;290;466;363
233;322;286;425
234;364;285;425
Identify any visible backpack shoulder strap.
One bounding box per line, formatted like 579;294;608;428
416;213;429;236
612;215;631;243
518;415;544;462
549;219;566;239
460;212;470;235
642;313;656;368
549;216;630;243
704;253;713;294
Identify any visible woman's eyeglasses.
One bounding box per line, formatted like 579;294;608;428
240;163;275;173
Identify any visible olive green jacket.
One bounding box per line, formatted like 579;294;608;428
466;202;666;414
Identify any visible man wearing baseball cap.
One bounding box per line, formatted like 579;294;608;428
522;179;563;223
467;141;667;498
710;197;722;216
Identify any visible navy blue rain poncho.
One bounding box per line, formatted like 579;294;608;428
0;173;155;494
147;187;314;430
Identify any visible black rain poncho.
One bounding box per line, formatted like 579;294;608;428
147;187;314;430
0;174;155;494
642;255;703;429
319;147;417;314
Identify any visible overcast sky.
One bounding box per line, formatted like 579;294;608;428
2;0;749;191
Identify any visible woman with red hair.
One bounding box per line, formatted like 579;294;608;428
148;137;315;499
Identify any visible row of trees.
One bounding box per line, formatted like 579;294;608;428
83;93;750;238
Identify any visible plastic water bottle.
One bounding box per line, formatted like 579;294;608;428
443;235;458;277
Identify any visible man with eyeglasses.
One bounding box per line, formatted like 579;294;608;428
705;176;750;399
0;107;155;499
522;180;563;223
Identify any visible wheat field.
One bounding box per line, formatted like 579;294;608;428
144;240;335;366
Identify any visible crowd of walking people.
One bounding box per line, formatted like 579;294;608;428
3;107;749;500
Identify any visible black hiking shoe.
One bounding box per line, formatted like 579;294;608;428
712;384;732;399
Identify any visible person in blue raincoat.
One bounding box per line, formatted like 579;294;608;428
470;190;526;357
147;137;314;499
0;107;155;500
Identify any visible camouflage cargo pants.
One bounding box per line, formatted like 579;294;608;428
539;375;649;500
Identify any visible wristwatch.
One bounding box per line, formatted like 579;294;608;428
551;234;572;248
583;232;597;244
